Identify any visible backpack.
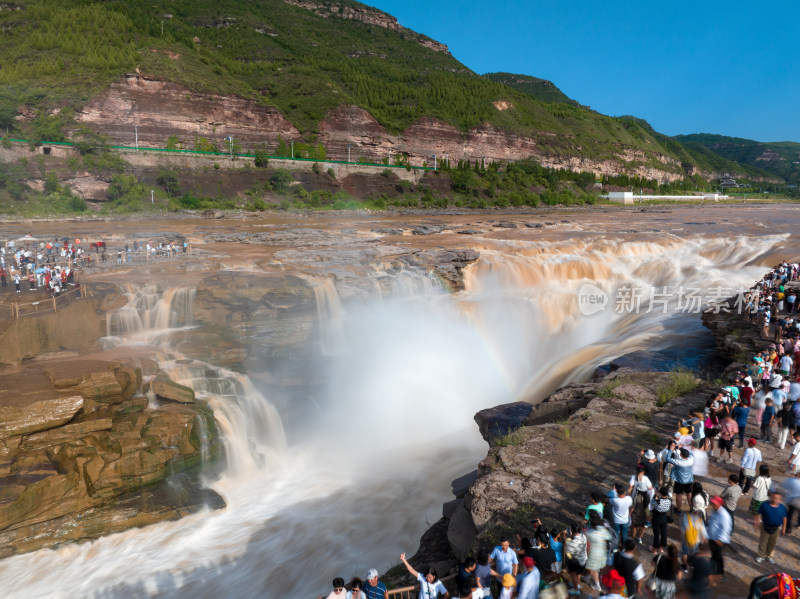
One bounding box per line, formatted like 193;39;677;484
685;514;700;547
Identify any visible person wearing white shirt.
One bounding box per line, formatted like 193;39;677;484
399;553;449;599
740;438;763;495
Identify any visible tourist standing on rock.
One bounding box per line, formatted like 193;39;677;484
612;538;645;598
399;553;449;599
550;529;565;574
649;486;672;554
515;557;539;599
788;430;800;473
732;401;750;448
667;447;694;513
498;573;516;599
705;496;732;581
690;482;710;522
761;398;776;442
456;558;477;593
685;542;712;599
490;537;519;579
638;449;661;486
584;492;604;522
363;569;388;599
529;532;556;580
702;412;719;452
740;438;762;494
719;474;742;529
628;465;653;544
473;551;494;598
754;490;788;564
598;569;626;599
782;472;800;534
564;523;587;596
679;510;706;574
0;266;6;288
750;464;773;516
778;401;795;449
14;272;20;292
650;544;681;599
716;415;738;463
585;512;612;593
609;483;633;549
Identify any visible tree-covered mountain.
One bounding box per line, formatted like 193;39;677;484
483;72;582;107
676;134;800;185
0;0;788;185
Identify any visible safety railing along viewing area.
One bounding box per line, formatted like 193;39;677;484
316;574;456;599
4;138;438;171
0;285;87;319
387;574;456;599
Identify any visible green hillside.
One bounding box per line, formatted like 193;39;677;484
484;72;582;106
676;134;800;185
0;0;730;172
0;0;787;189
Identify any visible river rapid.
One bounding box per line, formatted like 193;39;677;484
2;204;800;597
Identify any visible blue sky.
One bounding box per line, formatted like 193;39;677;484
362;1;800;142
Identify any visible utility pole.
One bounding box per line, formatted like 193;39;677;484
151;190;154;204
135;126;138;149
433;154;436;170
348;143;351;163
291;139;294;159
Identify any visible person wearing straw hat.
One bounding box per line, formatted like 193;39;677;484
498;573;516;599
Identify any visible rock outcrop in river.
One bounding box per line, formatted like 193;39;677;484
0;358;222;558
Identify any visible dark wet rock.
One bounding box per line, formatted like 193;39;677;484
371;227;404;235
474;401;534;445
398;249;479;291
457;229;482;235
411;224;445;235
525;223;544;228
494;222;517;229
152;373;196;403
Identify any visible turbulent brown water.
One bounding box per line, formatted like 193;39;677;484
1;204;800;598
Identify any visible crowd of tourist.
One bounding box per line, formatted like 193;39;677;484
0;235;190;298
322;261;800;599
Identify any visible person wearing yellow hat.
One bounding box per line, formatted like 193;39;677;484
499;573;516;599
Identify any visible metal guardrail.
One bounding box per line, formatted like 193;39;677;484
386;573;457;599
315;573;457;599
1;285;86;319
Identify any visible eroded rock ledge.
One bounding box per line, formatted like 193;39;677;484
0;359;223;558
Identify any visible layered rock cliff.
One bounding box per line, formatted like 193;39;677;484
0;359;223;557
74;75;687;182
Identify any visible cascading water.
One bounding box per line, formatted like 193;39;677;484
105;285;196;343
1;231;795;599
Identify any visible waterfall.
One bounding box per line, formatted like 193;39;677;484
2;230;795;599
194;414;210;469
105;285;196;343
310;277;345;355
